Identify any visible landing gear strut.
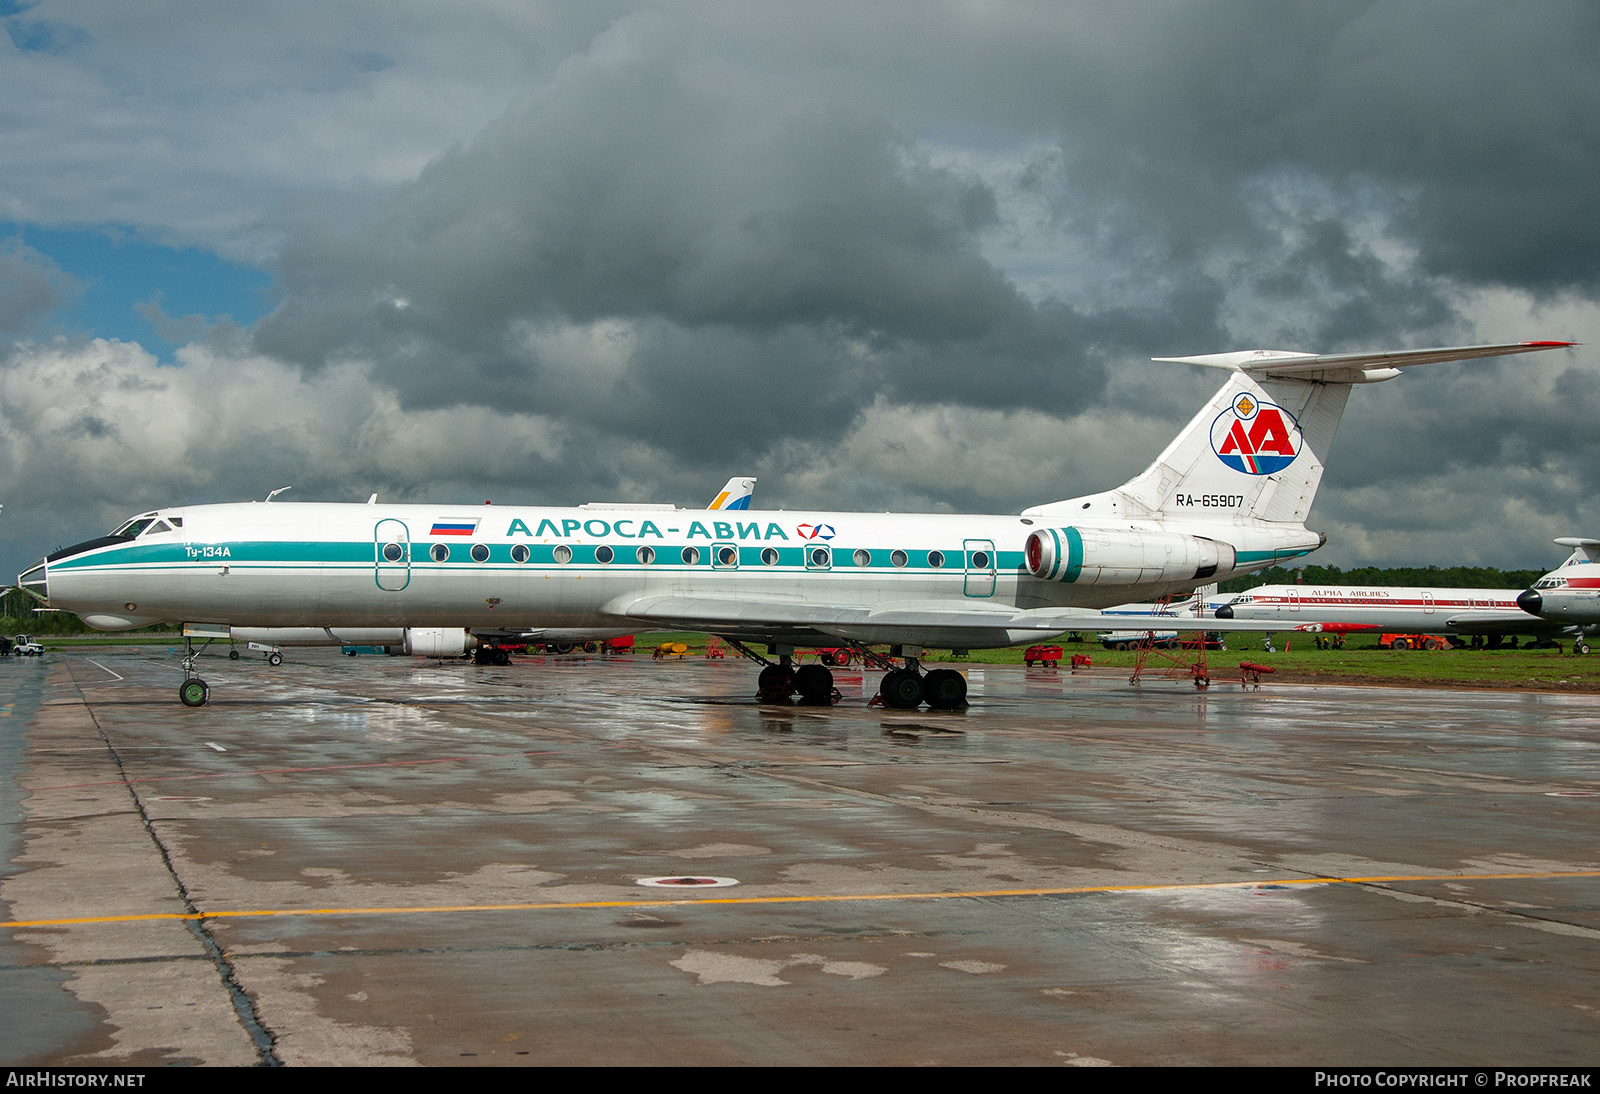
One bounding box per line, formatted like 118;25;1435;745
179;634;212;706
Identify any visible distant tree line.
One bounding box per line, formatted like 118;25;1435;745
1218;565;1543;595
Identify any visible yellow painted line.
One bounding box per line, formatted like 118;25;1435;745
6;870;1600;929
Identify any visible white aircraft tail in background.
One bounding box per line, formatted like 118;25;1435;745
708;478;756;511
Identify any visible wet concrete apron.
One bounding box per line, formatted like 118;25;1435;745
3;649;1598;1065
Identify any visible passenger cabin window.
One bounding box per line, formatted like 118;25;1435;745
636;546;655;565
928;550;945;568
431;543;450;562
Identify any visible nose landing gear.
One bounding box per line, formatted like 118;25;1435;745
178;633;213;706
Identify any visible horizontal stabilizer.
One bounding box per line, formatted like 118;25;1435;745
1554;537;1600;564
1155;341;1576;382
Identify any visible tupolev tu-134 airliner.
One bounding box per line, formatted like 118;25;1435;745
18;341;1575;709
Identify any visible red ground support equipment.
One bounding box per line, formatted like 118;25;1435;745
1024;645;1063;667
1239;661;1276;688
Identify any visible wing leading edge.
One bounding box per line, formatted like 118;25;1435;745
621;595;1292;648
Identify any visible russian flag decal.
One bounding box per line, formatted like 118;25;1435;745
429;519;479;537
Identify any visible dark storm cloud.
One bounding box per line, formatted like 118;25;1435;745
252;9;1108;445
0;240;78;335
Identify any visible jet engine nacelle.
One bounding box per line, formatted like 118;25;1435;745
402;628;479;657
1025;528;1236;586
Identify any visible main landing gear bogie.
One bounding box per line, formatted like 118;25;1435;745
879;666;968;711
755;661;840;705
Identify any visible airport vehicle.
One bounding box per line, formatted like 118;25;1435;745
17;341;1575;708
1101;630;1178;651
11;634;44;656
1380;633;1453;651
1517;539;1600;651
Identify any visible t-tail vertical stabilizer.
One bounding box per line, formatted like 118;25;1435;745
1023;341;1576;573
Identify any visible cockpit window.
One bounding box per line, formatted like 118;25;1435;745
111;518;155;538
146;520;174;535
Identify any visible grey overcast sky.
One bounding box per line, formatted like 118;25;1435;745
1;1;1595;579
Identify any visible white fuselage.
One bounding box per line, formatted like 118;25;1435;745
1521;563;1600;624
36;501;1301;645
1218;584;1538;634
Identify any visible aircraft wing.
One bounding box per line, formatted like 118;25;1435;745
1441;611;1569;636
621;595;1294;647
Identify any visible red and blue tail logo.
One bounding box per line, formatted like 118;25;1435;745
1210;393;1302;475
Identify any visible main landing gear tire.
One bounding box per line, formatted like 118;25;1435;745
879;669;925;710
921;668;968;710
179;679;209;707
794;663;835;704
1576;641;1591;655
757;664;796;702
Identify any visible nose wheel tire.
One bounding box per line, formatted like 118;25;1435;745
179;679;209;707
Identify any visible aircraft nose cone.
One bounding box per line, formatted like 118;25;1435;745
1214;604;1234;619
17;558;49;605
1516;589;1543;616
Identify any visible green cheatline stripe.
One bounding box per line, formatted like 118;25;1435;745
51;541;1025;574
1063;526;1083;583
8;870;1599;928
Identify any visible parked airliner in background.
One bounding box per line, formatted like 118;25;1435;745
1214;582;1566;648
17;341;1575;708
1518;538;1600;651
225;477;759;665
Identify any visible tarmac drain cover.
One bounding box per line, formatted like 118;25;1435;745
637;875;739;888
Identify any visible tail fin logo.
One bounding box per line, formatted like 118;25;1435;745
1210;393;1302;475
